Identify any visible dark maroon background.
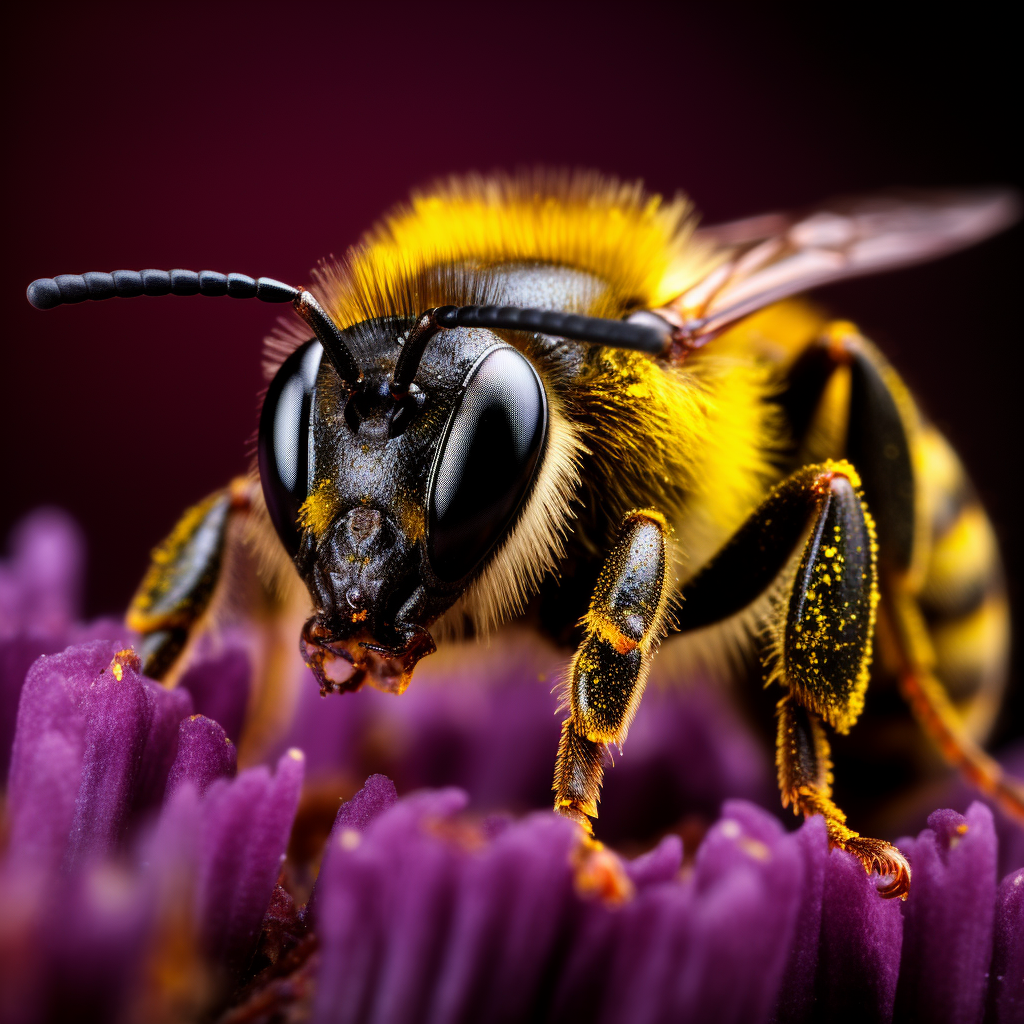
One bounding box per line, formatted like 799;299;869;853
2;5;1021;735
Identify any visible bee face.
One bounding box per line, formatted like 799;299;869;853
258;316;548;685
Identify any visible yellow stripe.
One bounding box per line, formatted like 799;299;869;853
931;594;1010;701
917;426;965;522
920;504;998;613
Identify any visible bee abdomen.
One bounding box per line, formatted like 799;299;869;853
916;426;1009;738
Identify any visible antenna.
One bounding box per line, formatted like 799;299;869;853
388;304;673;396
26;269;361;387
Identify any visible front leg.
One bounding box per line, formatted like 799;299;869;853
553;510;673;832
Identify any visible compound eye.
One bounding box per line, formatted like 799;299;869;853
427;346;548;582
258;339;323;555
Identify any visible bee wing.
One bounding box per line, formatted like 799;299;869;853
665;190;1019;341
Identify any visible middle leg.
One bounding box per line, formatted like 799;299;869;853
681;459;911;896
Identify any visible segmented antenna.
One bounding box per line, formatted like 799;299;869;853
26;270;299;308
434;305;672;353
389;304;673;397
27;273;676;395
26;269;362;387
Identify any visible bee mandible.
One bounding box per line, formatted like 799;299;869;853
27;174;1023;899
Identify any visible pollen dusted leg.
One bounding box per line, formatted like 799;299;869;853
785;322;1024;826
775;695;910;898
553;510;672;832
680;460;911;897
127;476;310;763
126;477;256;681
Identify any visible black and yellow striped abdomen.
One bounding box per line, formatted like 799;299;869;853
914;425;1010;741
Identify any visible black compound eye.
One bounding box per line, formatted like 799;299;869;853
258;339;323;555
427;345;548;582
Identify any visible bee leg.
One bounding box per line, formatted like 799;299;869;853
126;477;255;682
787;323;1024;824
682;460;912;896
887;589;1024;824
779;321;919;574
768;463;912;896
775;694;910;898
553;509;673;834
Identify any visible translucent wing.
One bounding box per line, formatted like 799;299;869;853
658;190;1020;343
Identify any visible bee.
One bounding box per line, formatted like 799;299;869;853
27;173;1022;898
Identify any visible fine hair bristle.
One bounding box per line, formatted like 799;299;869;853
316;170;716;328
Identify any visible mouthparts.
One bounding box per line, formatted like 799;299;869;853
299;616;437;696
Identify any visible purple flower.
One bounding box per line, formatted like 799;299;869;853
273;631;776;847
894;805;997;1023
0;508;84;640
166;713;238;797
0;509;127;782
6;640;193;872
1;508;1023;1023
989;866;1024;1023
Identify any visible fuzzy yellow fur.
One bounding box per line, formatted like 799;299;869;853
312;171;719;327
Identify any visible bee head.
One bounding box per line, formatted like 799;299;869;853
258;313;550;692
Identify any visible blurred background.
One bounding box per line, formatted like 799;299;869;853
2;2;1020;738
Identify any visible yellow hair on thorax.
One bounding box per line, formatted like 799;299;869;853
314;172;719;325
568;303;826;575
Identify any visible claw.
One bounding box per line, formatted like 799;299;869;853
843;836;912;900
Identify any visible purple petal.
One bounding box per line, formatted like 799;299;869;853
426;815;576;1023
6;640;191;870
38;864;150;1024
625;833;683;889
312;793;462;1024
815;847;903;1022
0;634;67;781
770;814;828;1024
133;672;194;816
461;814;577;1022
311;833;387;1023
0;859;150;1024
0;508;84;638
331;773;399;835
365;823;461;1022
198;748;304;977
179;639;252;745
165;714;237;798
987;867;1024;1023
143;780;203;883
313;789;470;1022
670;801;802;1024
304;773;398;924
314;792;586;1024
597;882;693;1024
894;803;998;1024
